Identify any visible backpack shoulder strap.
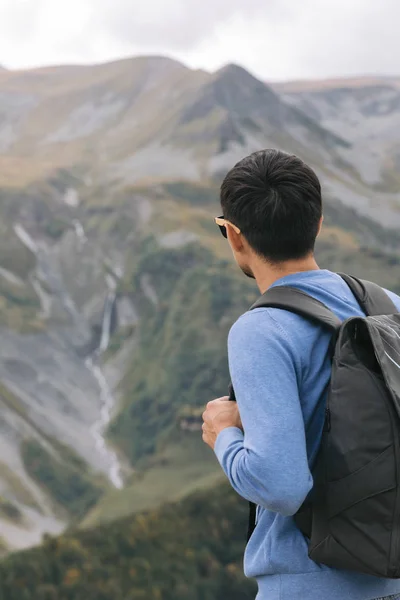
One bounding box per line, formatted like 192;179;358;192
244;285;340;543
338;273;397;316
251;286;341;331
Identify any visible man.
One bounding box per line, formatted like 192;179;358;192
202;149;400;600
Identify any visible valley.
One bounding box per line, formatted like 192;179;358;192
0;58;399;592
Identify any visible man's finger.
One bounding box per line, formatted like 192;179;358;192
202;423;214;437
207;396;230;408
202;410;210;423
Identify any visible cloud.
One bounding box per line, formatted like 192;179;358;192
0;0;398;81
0;0;96;67
0;0;42;40
181;0;400;80
269;0;400;79
90;0;277;51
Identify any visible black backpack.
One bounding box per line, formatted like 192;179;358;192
231;273;400;578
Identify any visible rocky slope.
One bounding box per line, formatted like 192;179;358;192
0;59;399;551
276;76;400;194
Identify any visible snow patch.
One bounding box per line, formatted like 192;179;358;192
140;274;158;307
159;230;198;248
116;297;139;327
0;267;24;287
46;95;126;143
73;220;87;244
64;188;80;207
31;278;52;320
14;224;38;254
113;143;201;183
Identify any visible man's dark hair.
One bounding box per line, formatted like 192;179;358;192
220;149;322;262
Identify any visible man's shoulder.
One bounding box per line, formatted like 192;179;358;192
228;307;308;379
230;305;318;338
384;288;400;312
230;307;289;337
229;309;273;344
228;306;316;355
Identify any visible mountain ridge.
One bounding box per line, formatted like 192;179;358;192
272;75;400;92
0;54;398;226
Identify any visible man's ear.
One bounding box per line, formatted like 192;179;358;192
226;225;244;253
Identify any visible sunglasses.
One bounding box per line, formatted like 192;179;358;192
214;216;241;239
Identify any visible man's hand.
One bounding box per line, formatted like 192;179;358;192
202;397;243;450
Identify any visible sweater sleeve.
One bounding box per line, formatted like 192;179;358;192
214;309;313;516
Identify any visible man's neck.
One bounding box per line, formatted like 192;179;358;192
254;255;320;294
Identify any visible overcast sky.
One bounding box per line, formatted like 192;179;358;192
0;0;398;81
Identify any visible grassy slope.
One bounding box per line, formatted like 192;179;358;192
83;433;223;528
21;439;106;522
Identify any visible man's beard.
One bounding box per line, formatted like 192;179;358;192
240;264;256;280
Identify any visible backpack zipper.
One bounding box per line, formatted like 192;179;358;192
387;401;400;577
324;408;331;432
375;321;400;576
391;432;400;577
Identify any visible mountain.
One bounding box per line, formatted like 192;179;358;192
0;57;399;559
0;58;347;184
275;76;400;195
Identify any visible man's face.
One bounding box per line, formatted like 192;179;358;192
237;257;256;279
214;215;256;280
230;242;256;280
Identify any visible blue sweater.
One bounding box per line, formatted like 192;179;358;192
214;270;400;600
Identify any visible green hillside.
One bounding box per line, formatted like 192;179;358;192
0;483;256;600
